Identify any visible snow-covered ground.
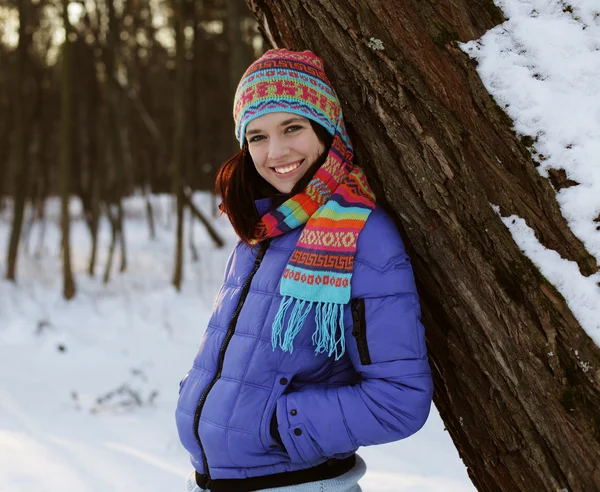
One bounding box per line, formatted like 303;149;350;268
0;195;473;491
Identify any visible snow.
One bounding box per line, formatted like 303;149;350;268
461;0;600;345
0;195;473;491
492;205;600;346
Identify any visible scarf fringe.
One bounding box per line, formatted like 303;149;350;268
271;296;294;351
272;297;346;360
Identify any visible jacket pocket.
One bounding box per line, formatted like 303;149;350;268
351;298;372;365
259;372;293;452
285;422;324;465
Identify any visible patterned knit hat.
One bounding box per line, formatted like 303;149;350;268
233;49;342;147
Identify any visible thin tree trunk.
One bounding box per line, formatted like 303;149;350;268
34;198;46;260
145;191;156;239
5;0;30;281
87;107;101;277
191;0;201;191
34;72;50;260
103;202;118;284
249;2;600;491
171;0;187;291
59;0;76;299
26;72;45;258
106;0;127;276
226;0;247;150
80;43;101;277
188;205;199;263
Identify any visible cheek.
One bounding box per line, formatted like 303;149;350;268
312;141;325;161
301;136;324;160
249;149;266;170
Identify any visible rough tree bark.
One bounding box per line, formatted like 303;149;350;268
248;1;600;491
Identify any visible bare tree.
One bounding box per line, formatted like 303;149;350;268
5;0;32;281
59;0;76;299
248;1;600;491
103;0;128;283
171;0;188;291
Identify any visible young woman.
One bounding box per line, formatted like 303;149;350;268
176;49;433;492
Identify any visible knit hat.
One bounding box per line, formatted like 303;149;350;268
233;49;343;147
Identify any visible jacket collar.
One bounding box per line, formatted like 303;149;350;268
254;197;273;217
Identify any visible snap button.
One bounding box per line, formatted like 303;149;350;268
279;377;288;385
294;428;302;436
290;409;297;416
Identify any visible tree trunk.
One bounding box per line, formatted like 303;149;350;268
77;41;101;277
248;1;600;491
59;0;76;300
105;0;128;276
34;74;50;260
5;0;31;281
227;0;248;151
171;0;188;291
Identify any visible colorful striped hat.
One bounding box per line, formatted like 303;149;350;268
233;49;342;147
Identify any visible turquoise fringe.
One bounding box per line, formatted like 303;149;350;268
272;297;346;360
271;296;294;351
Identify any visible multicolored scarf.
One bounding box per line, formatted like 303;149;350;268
234;49;376;359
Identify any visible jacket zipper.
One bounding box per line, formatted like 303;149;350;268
351;298;372;365
193;239;271;487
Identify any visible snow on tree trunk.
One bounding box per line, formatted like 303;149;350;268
247;1;600;490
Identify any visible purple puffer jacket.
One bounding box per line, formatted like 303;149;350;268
175;200;433;481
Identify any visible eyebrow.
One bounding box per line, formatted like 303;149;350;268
246;117;306;136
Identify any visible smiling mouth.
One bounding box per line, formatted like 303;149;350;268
272;160;303;175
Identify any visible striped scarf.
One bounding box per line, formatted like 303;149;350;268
251;128;375;359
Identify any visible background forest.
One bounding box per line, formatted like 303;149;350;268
0;2;474;491
1;0;260;294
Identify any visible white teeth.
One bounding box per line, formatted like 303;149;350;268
273;161;302;175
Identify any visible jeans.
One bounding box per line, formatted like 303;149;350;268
186;454;366;492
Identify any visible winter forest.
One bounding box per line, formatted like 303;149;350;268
1;0;599;491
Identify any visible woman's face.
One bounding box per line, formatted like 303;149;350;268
245;113;325;194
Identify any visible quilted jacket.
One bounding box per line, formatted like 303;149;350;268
175;200;433;484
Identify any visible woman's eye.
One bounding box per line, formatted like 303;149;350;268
248;126;302;143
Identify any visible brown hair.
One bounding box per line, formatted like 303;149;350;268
215;121;333;244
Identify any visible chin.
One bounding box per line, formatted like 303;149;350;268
277;185;294;194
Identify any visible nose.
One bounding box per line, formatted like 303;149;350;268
267;136;290;161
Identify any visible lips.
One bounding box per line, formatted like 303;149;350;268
271;160;304;175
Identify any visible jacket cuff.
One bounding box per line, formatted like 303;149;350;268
276;391;353;465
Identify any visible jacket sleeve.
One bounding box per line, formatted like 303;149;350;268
273;246;433;464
